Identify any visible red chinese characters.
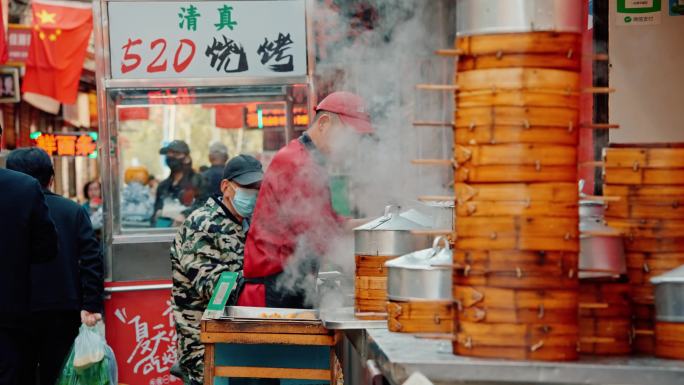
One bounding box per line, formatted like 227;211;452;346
121;38;196;75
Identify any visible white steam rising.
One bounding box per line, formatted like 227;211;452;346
275;0;455;309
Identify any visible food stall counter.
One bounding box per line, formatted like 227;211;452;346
353;328;684;385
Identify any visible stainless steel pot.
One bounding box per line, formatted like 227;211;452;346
456;0;583;37
385;237;452;301
651;266;684;323
354;205;432;256
579;200;626;279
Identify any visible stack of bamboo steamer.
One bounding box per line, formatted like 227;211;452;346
578;281;632;355
354;206;432;319
452;0;582;361
603;144;684;354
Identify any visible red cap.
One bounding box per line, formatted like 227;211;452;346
315;91;373;134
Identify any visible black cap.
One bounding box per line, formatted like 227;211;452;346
159;140;190;155
223;155;264;185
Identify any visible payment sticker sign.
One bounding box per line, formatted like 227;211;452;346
618;0;662;25
205;271;239;319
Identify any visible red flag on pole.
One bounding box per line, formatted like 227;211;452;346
0;6;9;64
22;0;92;104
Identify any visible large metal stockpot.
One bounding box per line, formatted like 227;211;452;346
385;237;453;301
354;205;432;257
651;266;684;323
579;200;626;279
456;0;583;36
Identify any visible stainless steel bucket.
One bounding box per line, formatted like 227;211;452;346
386;237;453;301
651;266;684;323
354;205;433;256
456;0;583;37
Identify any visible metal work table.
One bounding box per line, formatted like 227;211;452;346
350;329;684;385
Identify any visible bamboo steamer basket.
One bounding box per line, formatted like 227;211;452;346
455;106;578;130
387;300;453;334
456;32;581;57
455;144;577;167
455;165;577;183
603;169;684;186
655;322;684;360
457;89;580;109
604;184;684;199
578;282;632;355
457;68;580;93
603;145;684;169
456;182;577;203
454;250;577;275
453;250;578;290
457;32;582;71
454;321;579;361
605;201;684;221
608;219;684;237
453;285;578;324
455;125;578;146
623;237;684;253
578;281;631;318
457;200;577;218
579;318;632;355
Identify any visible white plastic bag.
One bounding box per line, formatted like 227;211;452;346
73;323;106;371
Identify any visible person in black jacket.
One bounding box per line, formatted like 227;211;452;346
6;147;104;385
0;131;59;385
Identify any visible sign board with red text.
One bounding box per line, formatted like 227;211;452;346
104;281;182;385
107;1;307;80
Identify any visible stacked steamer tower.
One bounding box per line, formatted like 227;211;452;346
603;144;684;356
452;0;582;361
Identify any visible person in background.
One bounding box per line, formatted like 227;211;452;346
82;180;103;235
121;166;155;225
238;91;373;309
202;142;230;196
82;180;102;213
0;126;58;385
154;140;206;227
6;148;103;385
171;155;263;385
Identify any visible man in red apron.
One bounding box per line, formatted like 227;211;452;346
238;91;373;308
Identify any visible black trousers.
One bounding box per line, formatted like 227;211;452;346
0;327;24;385
22;310;80;385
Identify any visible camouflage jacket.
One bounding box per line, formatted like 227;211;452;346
171;196;245;382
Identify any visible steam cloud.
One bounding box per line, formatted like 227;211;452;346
274;0;456;309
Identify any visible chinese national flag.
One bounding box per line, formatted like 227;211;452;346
22;0;92;104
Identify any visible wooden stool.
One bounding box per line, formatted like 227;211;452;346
201;318;341;384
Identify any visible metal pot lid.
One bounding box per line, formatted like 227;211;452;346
651;265;684;284
385;237;452;270
354;205;431;231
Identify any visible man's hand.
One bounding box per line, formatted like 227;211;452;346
81;310;102;327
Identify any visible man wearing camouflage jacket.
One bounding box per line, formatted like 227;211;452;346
171;155;263;385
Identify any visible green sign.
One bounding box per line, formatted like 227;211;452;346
205;271;239;319
618;0;662;25
618;0;662;13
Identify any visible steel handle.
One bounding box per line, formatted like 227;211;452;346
365;359;384;385
105;283;172;293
